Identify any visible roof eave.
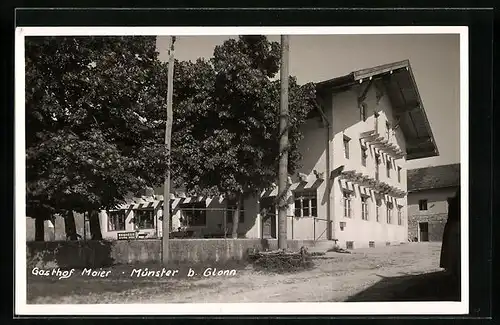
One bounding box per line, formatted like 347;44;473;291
404;62;440;160
408;184;460;193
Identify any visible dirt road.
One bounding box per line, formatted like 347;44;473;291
28;242;447;304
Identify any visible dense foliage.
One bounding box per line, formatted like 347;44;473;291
169;36;316;200
26;36;169;238
25;35;317;240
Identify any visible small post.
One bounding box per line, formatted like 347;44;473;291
83;212;87;241
313;219;316;241
223;208;227;239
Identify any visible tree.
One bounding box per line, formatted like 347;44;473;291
168;36;316;238
25;36;169;240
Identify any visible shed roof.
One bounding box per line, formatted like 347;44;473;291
407;163;460;192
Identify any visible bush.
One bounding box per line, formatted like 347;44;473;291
248;246;314;273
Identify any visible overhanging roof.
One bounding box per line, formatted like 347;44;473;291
316;60;439;160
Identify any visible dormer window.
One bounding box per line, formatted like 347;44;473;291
361;145;367;167
360;103;367;122
343;135;351;159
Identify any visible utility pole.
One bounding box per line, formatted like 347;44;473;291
278;35;289;250
162;36;176;265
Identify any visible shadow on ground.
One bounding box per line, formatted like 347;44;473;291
346;270;460;302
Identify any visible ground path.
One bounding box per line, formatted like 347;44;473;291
28;242;457;304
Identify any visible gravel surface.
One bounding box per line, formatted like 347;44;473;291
27;242;451;304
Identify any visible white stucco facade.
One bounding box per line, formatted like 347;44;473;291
329;83;408;248
98;62;437;249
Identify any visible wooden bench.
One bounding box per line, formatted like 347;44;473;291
117;232;137;240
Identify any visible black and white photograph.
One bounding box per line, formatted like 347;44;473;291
15;26;468;315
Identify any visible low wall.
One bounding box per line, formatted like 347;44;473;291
26;239;316;269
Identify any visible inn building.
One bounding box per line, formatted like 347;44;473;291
98;60;439;249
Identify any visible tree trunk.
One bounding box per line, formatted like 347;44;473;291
64;210;78;240
35;216;45;241
231;196;241;239
88;210;103;240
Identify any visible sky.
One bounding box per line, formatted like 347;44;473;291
156;34;461;170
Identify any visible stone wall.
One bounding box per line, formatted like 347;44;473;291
26;239;318;269
408;213;447;242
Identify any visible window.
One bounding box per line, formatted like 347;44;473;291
386;202;393;224
386;159;391;178
294;191;317;217
375;198;382;222
108;210;126;231
361;145;367;167
397;166;402;183
360;103;367;121
227;202;245;224
134;209;155;229
180;203;206;226
343;191;352;218
375;154;380;181
419;199;428;211
343;135;350;159
361;196;369;220
397;206;403;225
386;121;391;139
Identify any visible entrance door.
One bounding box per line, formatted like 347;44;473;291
260;198;277;239
419;222;429;242
262;213;277;239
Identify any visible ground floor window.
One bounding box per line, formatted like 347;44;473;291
108;210;126;231
386;202;393;224
180;203;206;226
343;191;352;218
294;191;317;217
134;209;155;229
361;196;369;220
375;198;382;222
397;205;403;225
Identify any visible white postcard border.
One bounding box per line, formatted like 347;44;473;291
15;26;469;316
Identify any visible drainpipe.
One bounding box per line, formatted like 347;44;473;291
325;122;333;241
314;98;333;241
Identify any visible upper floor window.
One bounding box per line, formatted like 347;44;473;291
397;166;402;183
360;103;367;121
294;191;317;217
108;210;126;231
375;154;380;181
386;121;391;139
343;135;351;159
386;159;391;178
361;196;369;220
419;199;428;211
374;111;380;133
343;191;352;218
361;145;367;167
134;209;155;229
180;203;206;226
